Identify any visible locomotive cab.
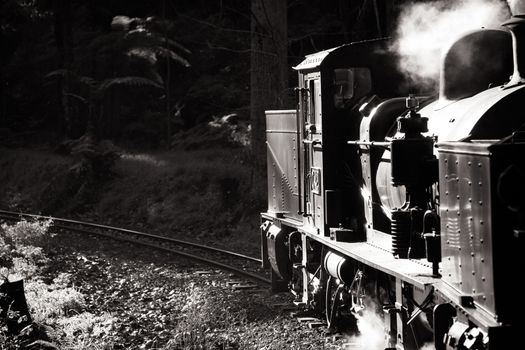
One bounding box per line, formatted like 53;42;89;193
289;39;410;238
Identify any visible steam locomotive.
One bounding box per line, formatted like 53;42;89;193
260;8;524;350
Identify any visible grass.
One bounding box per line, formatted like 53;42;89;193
24;280;85;322
56;312;116;349
0;145;263;256
95;147;261;254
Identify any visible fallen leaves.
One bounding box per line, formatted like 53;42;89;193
5;230;348;349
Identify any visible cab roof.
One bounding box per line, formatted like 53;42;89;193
293;46;339;71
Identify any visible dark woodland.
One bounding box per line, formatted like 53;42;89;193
0;0;395;148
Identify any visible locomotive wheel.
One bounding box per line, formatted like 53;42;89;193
325;275;344;329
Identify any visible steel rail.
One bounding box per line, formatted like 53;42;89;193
0;210;270;285
0;210;261;262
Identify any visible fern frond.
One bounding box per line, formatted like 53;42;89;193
154;47;190;67
127;48;157;65
97;76;163;94
124;30;190;56
163;38;191;55
111;15;134;31
46;69;97;89
65;93;88;104
45;69;70;79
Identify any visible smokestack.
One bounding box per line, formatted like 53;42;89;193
503;1;525;86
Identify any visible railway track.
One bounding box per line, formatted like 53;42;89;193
0;210;270;286
0;210;371;348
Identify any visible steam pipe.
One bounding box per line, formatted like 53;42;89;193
503;14;525;86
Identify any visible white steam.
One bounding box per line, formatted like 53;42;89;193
393;0;511;88
508;0;525;14
345;308;386;350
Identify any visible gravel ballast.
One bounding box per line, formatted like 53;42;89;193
28;231;349;349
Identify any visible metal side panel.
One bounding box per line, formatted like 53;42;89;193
266;110;298;132
438;145;495;316
266;110;301;222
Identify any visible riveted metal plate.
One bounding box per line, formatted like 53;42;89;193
266;110;301;222
438;144;495;315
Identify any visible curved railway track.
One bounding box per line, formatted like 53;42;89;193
0;210;270;286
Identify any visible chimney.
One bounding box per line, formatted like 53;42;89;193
503;1;525;86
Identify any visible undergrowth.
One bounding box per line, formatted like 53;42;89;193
0;218;53;281
0;146;263;255
0;219;116;349
96;148;262;254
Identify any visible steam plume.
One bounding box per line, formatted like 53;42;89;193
393;0;510;89
508;0;525;14
345;307;386;350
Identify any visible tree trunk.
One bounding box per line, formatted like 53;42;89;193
250;0;288;191
0;69;6;126
164;0;172;147
54;0;74;138
338;0;352;42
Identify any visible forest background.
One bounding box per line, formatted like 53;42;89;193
0;0;406;250
0;0;395;147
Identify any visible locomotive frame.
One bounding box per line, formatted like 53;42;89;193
260;11;524;350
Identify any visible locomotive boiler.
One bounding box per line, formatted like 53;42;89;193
260;7;524;350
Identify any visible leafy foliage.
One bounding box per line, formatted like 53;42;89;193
0;219;54;346
0;219;53;280
42;13;190;141
0;220;110;349
1;219;53;246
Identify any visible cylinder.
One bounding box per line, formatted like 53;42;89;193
323;251;353;285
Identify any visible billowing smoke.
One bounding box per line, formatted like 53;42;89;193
345;310;440;349
345;307;386;350
393;0;511;89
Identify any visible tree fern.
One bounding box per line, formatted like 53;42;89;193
45;14;190;140
97;76;163;93
153;46;190;67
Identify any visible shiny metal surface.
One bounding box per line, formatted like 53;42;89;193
367;229;393;252
266;110;302;222
300;73;325;235
438;143;495;316
376;156;405;214
293;47;337;70
308;143;324;233
420;84;525;142
358;98;408;238
377;84;525;217
324;251;352;284
300;228;438;289
358;110;374;228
